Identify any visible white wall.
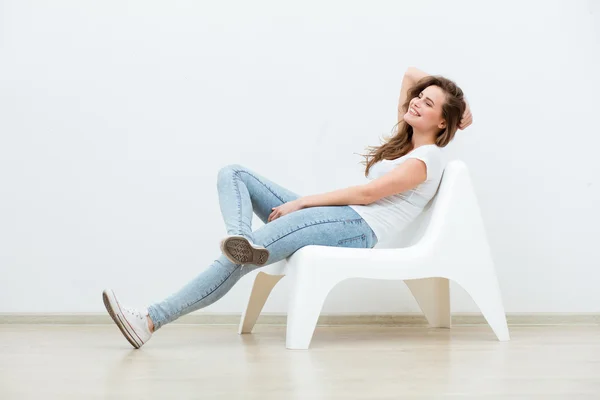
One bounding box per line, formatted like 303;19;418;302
1;0;598;314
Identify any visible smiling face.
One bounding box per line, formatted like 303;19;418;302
403;85;447;132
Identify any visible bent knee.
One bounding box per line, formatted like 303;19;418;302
217;164;247;179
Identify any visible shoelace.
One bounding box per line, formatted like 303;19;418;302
124;307;145;321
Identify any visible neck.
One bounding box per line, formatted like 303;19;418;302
411;129;436;148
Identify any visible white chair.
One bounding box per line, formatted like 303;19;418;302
238;160;510;349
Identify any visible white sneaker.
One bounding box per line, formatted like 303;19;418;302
220;234;269;266
102;289;152;349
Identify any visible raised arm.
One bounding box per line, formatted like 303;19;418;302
397;67;430;124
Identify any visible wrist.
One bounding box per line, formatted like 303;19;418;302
297;197;308;209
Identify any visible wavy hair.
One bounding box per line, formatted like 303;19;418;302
360;75;466;176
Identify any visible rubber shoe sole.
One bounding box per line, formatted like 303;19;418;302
102;289;144;349
220;235;269;266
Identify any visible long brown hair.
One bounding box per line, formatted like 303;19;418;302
360;76;466;177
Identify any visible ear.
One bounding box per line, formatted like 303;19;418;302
438;119;447;129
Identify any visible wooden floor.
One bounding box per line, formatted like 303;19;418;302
0;324;599;399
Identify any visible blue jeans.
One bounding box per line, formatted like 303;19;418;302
147;164;378;330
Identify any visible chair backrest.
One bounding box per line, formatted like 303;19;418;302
374;160;470;249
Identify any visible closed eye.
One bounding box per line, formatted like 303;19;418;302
419;92;434;107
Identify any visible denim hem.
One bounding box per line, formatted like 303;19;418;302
147;305;162;331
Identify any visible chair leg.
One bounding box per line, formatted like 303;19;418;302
405;278;451;328
285;272;337;350
454;274;510;341
238;272;284;334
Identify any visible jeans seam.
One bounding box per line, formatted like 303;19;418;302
232;171;243;237
338;234;366;245
343;218;364;224
264;218;347;248
234;169;287;204
174;261;239;316
231;169;289;240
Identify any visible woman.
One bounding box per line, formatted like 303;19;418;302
102;67;472;348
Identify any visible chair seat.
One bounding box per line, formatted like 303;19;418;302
238;160;510;349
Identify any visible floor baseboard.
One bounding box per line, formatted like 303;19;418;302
0;313;598;326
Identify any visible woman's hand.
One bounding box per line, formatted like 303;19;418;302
268;199;304;222
458;100;473;130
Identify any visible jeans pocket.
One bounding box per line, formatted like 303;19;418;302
337;234;366;247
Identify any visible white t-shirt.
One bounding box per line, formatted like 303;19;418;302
349;144;445;243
